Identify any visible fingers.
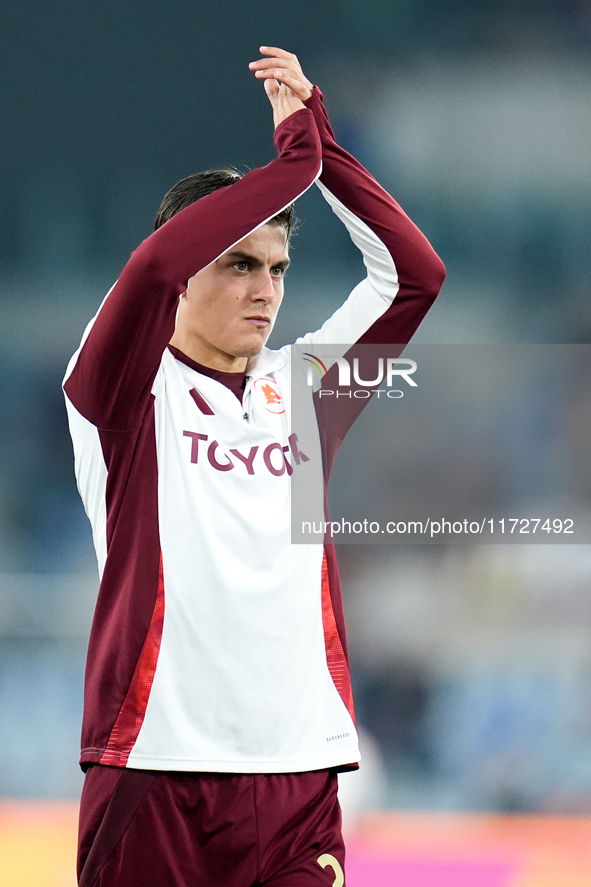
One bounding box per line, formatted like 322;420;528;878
251;45;312;127
251;65;313;102
262;78;307;129
249;45;313;101
263;78;279;101
257;69;312;102
248;48;306;79
258;46;299;61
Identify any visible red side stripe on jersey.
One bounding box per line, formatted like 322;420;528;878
189;388;215;415
99;553;165;766
320;548;355;723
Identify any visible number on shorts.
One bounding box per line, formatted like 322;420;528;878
317;853;345;887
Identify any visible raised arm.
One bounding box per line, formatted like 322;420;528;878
306;86;445;344
64;104;321;431
249;47;445;346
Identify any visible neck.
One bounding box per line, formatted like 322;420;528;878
169;331;248;373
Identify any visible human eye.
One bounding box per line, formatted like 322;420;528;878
233;260;250;272
271;265;286;277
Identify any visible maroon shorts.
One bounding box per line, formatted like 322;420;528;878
77;765;346;887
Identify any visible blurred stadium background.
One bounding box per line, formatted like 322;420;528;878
2;2;591;884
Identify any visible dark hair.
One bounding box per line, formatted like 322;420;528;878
154;168;296;239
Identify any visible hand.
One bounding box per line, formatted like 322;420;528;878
249;46;314;129
249;46;314;101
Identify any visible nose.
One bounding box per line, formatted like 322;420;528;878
251;269;277;303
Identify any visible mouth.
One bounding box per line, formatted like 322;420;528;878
244;316;271;329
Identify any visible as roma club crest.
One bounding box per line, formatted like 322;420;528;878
254;377;285;414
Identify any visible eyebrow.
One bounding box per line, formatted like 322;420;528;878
222;250;291;270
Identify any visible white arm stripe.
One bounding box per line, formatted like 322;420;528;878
316;180;399;301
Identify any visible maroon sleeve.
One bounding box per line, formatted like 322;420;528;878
64;108;322;431
304;88;446;460
304;87;445;345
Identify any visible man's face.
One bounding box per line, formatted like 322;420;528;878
173;222;290;371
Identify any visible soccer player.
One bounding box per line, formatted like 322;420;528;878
64;47;445;887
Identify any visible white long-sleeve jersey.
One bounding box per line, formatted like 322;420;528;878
63;90;445;773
